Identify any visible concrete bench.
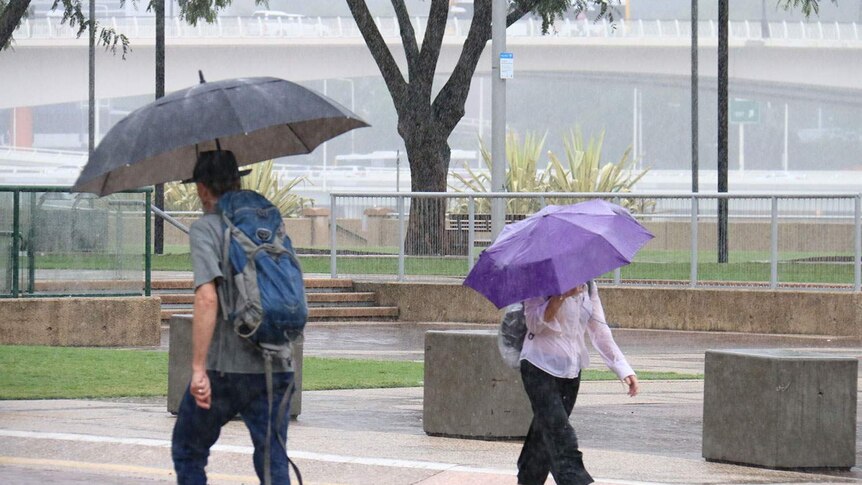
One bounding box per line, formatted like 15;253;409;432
0;296;160;346
702;349;857;469
167;315;304;418
444;214;527;255
423;329;532;439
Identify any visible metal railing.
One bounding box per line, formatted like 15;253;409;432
329;191;862;291
13;16;862;43
0;186;152;298
152;204;189;234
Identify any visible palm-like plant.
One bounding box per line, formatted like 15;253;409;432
164;160;311;216
545;128;651;212
241;160;311;217
449;131;548;214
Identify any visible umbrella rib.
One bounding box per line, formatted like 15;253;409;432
222;88;254;135
284;123;313;154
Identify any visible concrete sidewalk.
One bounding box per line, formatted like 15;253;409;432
2;326;861;484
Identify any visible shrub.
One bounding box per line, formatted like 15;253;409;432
165;160;311;216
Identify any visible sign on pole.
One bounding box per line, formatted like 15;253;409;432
499;52;513;79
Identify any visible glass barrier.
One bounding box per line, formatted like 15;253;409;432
0;186;152;298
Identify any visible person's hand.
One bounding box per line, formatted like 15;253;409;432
561;284;585;299
623;375;639;397
191;369;212;409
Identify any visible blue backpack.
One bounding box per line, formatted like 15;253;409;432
216;191;308;485
216;190;308;349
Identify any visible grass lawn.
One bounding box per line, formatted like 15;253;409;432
0;346;700;400
12;248;854;287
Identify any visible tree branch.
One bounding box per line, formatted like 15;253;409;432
431;0;496;132
346;0;408;111
390;0;419;81
414;0;449;97
506;0;541;27
0;0;32;49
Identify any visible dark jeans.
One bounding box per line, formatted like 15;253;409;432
172;370;295;485
517;360;593;485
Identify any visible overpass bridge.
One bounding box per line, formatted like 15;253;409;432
2;16;861;109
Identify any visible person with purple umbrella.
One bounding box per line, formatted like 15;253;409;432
516;279;638;485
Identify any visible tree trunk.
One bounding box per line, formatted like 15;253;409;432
403;133;450;256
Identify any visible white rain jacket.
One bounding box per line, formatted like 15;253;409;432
520;283;635;380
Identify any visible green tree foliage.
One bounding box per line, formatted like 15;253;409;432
165;160;311;216
1;0;129;55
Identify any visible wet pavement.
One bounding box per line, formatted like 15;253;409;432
3;322;862;484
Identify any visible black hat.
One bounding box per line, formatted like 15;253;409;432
183;149;251;185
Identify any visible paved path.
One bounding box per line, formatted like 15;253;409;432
2;326;860;484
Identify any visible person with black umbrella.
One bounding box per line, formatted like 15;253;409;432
71;74;367;485
170;149;297;485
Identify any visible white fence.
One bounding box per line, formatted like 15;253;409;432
328;191;862;290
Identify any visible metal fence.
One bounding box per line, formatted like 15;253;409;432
329;192;862;291
0;186;152;297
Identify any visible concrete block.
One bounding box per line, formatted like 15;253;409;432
423;330;532;439
167;315;303;418
703;349;857;469
0;297;160;346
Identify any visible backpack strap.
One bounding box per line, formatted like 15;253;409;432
217;223;232;322
262;351;303;485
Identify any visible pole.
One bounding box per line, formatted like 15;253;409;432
761;0;770;38
738;123;745;172
154;0;165;255
691;0;699;192
330;194;337;278
717;0;729;264
632;87;638;162
638;90;644;169
782;104;789;171
88;0;95;158
490;0;506;239
855;195;861;291
770;196;778;288
690;196;699;287
322;79;328;192
145;191;152;296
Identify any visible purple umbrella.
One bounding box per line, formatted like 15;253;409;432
463;199;654;309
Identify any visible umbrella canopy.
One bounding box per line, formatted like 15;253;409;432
73;75;368;195
463;199;654;309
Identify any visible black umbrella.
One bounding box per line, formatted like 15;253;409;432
73;74;369;195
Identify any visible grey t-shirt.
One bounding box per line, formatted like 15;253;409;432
190;212;292;374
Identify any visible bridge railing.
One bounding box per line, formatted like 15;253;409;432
13;16;862;43
328;191;862;291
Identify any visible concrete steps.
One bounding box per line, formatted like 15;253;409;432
154;278;398;323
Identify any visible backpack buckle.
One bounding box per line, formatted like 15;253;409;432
256;228;273;241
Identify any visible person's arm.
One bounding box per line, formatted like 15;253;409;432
190;281;218;409
584;288;638;397
523;297;561;335
543;285;585;322
187;219;224;410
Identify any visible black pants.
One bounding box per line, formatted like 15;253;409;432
517;360;593;485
